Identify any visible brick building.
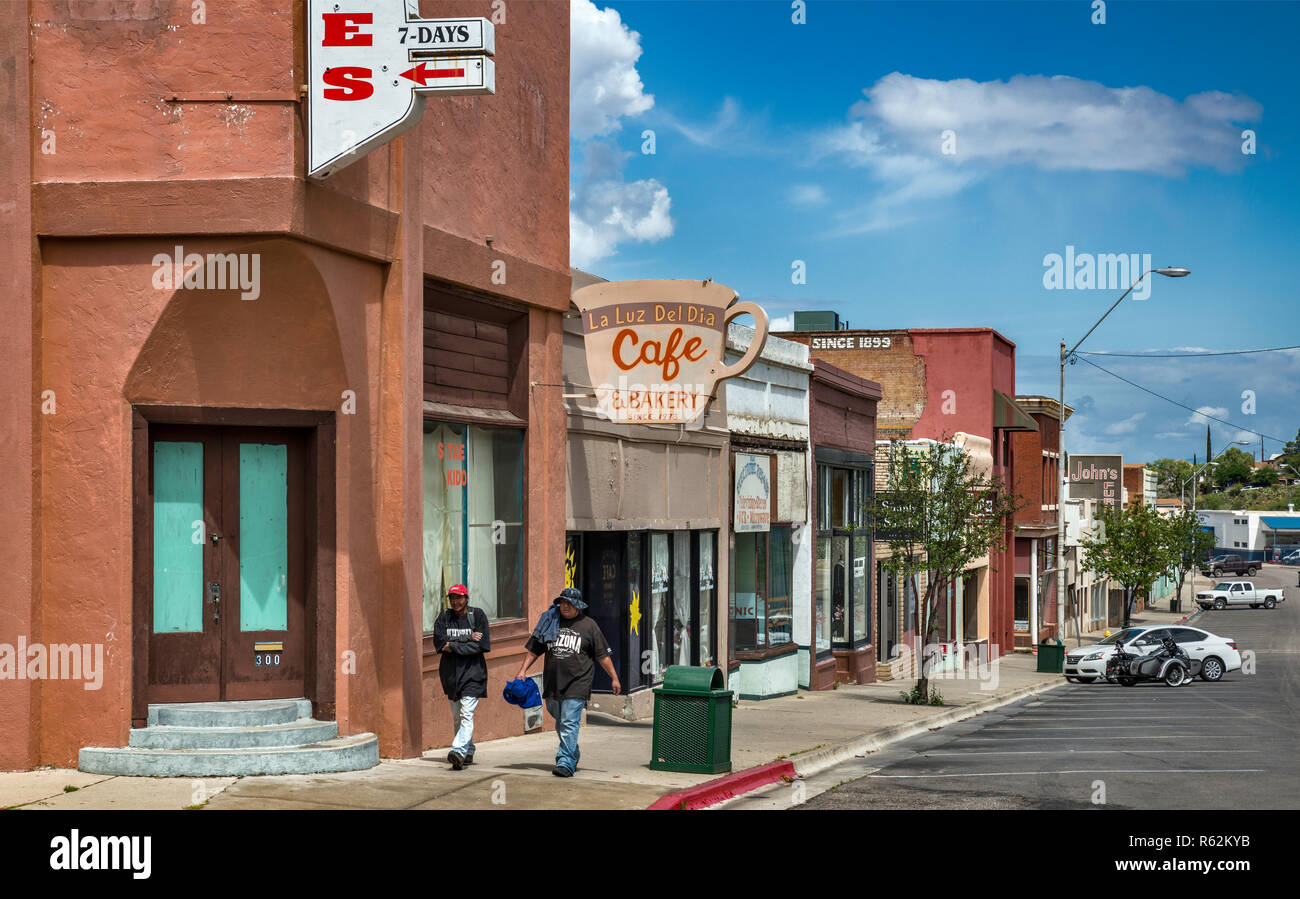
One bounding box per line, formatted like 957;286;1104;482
1010;396;1072;645
779;322;1036;660
1123;464;1158;508
2;1;571;771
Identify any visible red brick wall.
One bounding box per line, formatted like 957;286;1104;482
1012;430;1043;527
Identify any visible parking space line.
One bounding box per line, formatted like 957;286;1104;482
950;735;1267;743
1010;715;1256;721
867;769;1267;778
919;749;1261;756
981;726;1262;731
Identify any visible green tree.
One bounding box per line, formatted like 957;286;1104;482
1211;447;1254;489
1079;503;1170;629
1162;509;1216;607
1279;428;1300;473
863;439;1022;703
1150;458;1194;498
1251;466;1278;488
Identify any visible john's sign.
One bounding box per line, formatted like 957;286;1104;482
1068;453;1123;509
572;280;768;425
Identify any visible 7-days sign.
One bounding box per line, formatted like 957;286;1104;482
308;0;496;179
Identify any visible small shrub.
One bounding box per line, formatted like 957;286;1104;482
900;684;945;705
63;785;78;793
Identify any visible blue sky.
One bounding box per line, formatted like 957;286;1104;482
569;1;1300;466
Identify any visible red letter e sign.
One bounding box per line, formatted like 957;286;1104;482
308;1;496;179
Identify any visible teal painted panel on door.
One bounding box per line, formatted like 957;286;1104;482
239;443;288;632
153;441;204;633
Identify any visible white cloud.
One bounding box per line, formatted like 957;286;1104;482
815;72;1260;235
570;142;673;270
570;0;654;141
840;73;1260;174
569;1;671;268
1104;412;1147;436
769;313;795;331
1187;406;1229;426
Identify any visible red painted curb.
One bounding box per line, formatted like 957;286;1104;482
647;759;797;810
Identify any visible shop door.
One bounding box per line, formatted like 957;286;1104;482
878;563;897;662
147;425;307;703
583;533;624;692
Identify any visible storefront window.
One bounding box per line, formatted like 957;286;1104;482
768;527;792;647
672;531;691;666
732;532;764;652
816;461;872;650
852;535;869;642
815;538;831;652
698;531;715;666
422;421;523;630
830;536;848;642
732;528;793;653
649;533;670;681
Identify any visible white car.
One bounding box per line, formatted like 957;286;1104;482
1062;624;1242;683
1283;549;1300;565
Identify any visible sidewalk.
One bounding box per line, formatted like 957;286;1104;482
4;652;1067;811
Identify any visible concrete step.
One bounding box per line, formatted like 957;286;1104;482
128;719;339;750
147;698;311;728
79;733;379;777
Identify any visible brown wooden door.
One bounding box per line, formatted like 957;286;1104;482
147;425;307;703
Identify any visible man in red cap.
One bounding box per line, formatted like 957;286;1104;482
432;584;490;769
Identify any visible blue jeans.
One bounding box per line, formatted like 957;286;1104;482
545;698;585;772
449;696;478;758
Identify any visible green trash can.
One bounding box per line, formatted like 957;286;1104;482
1037;636;1065;673
649;665;732;774
1169;596;1182;614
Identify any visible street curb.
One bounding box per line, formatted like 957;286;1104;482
647;760;796;810
649;675;1066;810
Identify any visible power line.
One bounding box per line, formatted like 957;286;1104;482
1078;345;1300;358
1072;354;1288;445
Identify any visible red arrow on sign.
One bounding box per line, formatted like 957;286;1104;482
399;62;467;86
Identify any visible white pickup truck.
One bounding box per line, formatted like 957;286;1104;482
1195;580;1286;610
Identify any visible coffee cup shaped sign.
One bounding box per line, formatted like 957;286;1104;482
572;279;768;424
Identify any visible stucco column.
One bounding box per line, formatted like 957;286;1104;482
376;131;425;758
0;1;38;770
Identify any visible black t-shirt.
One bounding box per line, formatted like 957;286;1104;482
524;613;612;701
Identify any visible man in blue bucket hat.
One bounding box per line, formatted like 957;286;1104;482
515;587;620;777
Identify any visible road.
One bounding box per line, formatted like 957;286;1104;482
761;565;1300;810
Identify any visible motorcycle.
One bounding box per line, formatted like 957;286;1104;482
1105;635;1200;687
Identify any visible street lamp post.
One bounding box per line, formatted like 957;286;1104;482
1058;267;1190;648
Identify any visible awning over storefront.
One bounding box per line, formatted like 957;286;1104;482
1261;516;1300;531
993;390;1039;432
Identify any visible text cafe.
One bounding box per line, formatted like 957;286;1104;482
562;273;767;719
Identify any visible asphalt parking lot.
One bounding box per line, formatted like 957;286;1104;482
794;566;1300;810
